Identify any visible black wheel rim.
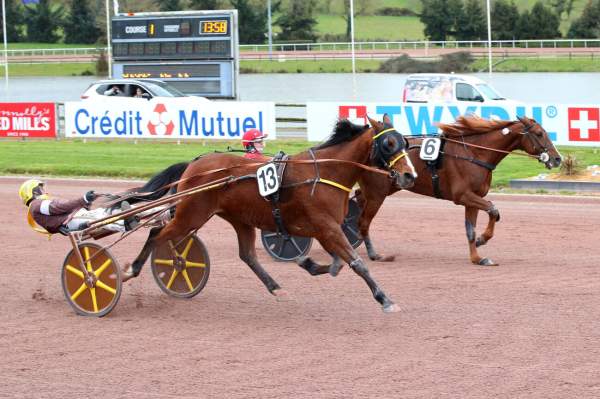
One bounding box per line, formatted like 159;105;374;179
342;198;363;249
261;230;312;261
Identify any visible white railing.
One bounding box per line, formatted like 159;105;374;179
239;39;600;52
3;47;106;57
2;39;600;59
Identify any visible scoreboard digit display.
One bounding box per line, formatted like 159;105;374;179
111;10;238;99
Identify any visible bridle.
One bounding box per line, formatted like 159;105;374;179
518;119;551;163
371;127;410;172
441;119;552;164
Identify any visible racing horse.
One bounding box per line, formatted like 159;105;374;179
355;115;561;266
124;117;417;312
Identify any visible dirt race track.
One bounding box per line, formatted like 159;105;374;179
2;176;600;398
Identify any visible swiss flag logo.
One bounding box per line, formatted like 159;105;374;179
339;105;368;125
568;107;600;141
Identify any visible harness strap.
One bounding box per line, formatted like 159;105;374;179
444;152;496;171
318;178;352;193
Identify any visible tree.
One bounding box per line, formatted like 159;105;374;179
455;0;486;40
490;0;520;40
567;0;600;38
155;0;181;11
276;0;318;41
419;0;464;41
0;0;25;42
64;0;101;44
25;0;64;43
189;0;219;9
550;0;577;19
518;1;561;39
230;0;269;44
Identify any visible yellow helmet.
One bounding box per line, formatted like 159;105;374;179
19;179;45;206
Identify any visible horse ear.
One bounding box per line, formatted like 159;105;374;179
367;115;382;131
382;113;393;126
517;115;527;124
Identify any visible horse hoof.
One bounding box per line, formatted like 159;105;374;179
272;289;291;302
475;237;487;247
329;264;342;277
296;256;310;266
478;258;498;266
383;303;400;313
117;262;135;282
368;253;381;261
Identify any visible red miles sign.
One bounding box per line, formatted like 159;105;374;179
0;103;56;137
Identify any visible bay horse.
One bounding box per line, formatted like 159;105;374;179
124;117;417;312
355;115;561;266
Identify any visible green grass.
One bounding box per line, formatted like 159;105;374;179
241;59;382;73
316;15;425;41
0;139;311;178
472;56;600;72
2;140;600;190
0;62;97;76
493;146;600;187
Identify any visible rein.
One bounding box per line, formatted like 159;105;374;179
105;158;393;207
442;136;541;161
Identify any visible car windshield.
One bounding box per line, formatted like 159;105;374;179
476;84;505;100
144;81;186;97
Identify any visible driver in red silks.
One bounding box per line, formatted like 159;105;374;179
242;129;269;161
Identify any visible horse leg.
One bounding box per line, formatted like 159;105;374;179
230;220;282;295
299;221;398;313
465;206;497;266
356;192;394;262
124;202;210;281
123;225;165;280
298;252;343;277
475;203;500;248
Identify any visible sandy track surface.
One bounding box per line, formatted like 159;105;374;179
1;176;600;398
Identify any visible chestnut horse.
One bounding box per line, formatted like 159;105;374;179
125;117;417;312
355;115;561;266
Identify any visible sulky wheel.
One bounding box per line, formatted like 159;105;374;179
61;243;122;317
151;234;210;298
261;230;313;262
342;197;363;249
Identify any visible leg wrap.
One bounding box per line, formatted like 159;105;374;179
465;219;476;242
349;258;368;274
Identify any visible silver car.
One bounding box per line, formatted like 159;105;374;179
81;79;194;100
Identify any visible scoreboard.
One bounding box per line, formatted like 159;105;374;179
111;10;238;99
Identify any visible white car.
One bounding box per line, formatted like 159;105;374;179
81;79;207;101
403;73;516;105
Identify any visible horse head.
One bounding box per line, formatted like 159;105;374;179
367;115;417;189
515;116;562;169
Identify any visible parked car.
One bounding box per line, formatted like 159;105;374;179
402;73;513;104
81;79;204;100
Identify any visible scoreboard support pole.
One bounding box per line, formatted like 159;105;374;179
106;0;113;78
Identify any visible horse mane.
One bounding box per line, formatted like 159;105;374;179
438;115;514;137
313;119;369;150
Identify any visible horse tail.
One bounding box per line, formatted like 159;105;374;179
127;162;189;204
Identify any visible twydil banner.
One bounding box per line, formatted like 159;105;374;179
65;98;276;140
307;102;600;147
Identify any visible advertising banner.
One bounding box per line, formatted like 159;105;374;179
64;98;276;140
0;103;56;138
307;102;600;147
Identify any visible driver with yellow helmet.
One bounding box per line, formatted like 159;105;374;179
19;179;136;235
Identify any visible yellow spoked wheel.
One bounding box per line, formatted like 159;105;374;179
61;243;122;317
151;235;210;299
